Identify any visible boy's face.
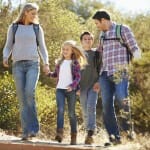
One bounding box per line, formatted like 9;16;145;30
81;34;93;50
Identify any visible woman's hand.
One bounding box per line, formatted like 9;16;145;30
3;59;9;68
43;64;50;75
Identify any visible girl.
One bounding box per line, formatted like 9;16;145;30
3;3;50;140
47;40;86;145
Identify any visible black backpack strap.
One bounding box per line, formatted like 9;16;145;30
12;23;18;44
33;24;39;46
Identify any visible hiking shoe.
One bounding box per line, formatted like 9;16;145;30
85;136;94;145
70;133;77;145
55;135;63;143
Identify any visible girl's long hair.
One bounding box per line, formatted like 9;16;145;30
14;3;39;24
56;40;87;68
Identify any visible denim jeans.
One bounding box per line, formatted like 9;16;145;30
99;71;130;139
56;89;77;133
80;88;98;131
12;60;40;135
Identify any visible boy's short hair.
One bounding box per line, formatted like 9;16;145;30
80;31;94;41
92;10;110;21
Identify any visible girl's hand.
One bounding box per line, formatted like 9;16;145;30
43;64;50;75
76;90;80;96
67;86;72;92
3;59;9;68
93;82;100;93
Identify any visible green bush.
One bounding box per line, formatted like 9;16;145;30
36;83;57;136
130;52;150;132
0;71;19;130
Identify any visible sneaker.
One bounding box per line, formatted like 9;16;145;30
126;130;136;140
29;131;37;138
21;134;28;141
85;136;94;145
104;135;121;146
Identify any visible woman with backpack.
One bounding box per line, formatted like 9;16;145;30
3;3;50;140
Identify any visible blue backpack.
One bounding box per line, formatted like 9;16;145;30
12;23;39;46
100;24;133;63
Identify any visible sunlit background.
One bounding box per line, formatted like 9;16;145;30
2;0;150;14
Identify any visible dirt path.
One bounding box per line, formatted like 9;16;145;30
0;131;149;150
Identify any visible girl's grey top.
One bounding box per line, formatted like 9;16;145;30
3;24;49;64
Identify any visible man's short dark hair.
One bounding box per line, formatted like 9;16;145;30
80;31;94;41
92;10;110;21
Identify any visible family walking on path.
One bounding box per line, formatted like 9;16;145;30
3;2;141;147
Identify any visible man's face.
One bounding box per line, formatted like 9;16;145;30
94;19;105;31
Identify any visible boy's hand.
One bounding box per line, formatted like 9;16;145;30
93;82;100;93
76;90;80;96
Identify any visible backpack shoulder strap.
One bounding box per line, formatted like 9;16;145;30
116;24;133;63
33;24;39;46
12;23;18;44
100;31;105;46
116;24;125;44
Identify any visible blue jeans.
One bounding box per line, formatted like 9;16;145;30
12;60;40;135
99;71;129;139
80;88;98;131
56;89;77;133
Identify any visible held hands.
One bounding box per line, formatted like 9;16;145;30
43;64;50;75
3;59;9;68
93;82;100;93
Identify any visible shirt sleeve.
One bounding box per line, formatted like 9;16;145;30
3;24;13;60
122;25;140;56
38;25;49;65
69;61;81;90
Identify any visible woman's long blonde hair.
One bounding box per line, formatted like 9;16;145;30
14;3;39;24
56;40;87;68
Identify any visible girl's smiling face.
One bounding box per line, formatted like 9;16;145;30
62;44;73;59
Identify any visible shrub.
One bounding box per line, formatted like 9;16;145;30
0;71;19;131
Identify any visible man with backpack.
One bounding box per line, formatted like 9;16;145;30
92;10;141;146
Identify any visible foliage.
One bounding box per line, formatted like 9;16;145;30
36;83;57;135
130;52;150;132
0;72;19;130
